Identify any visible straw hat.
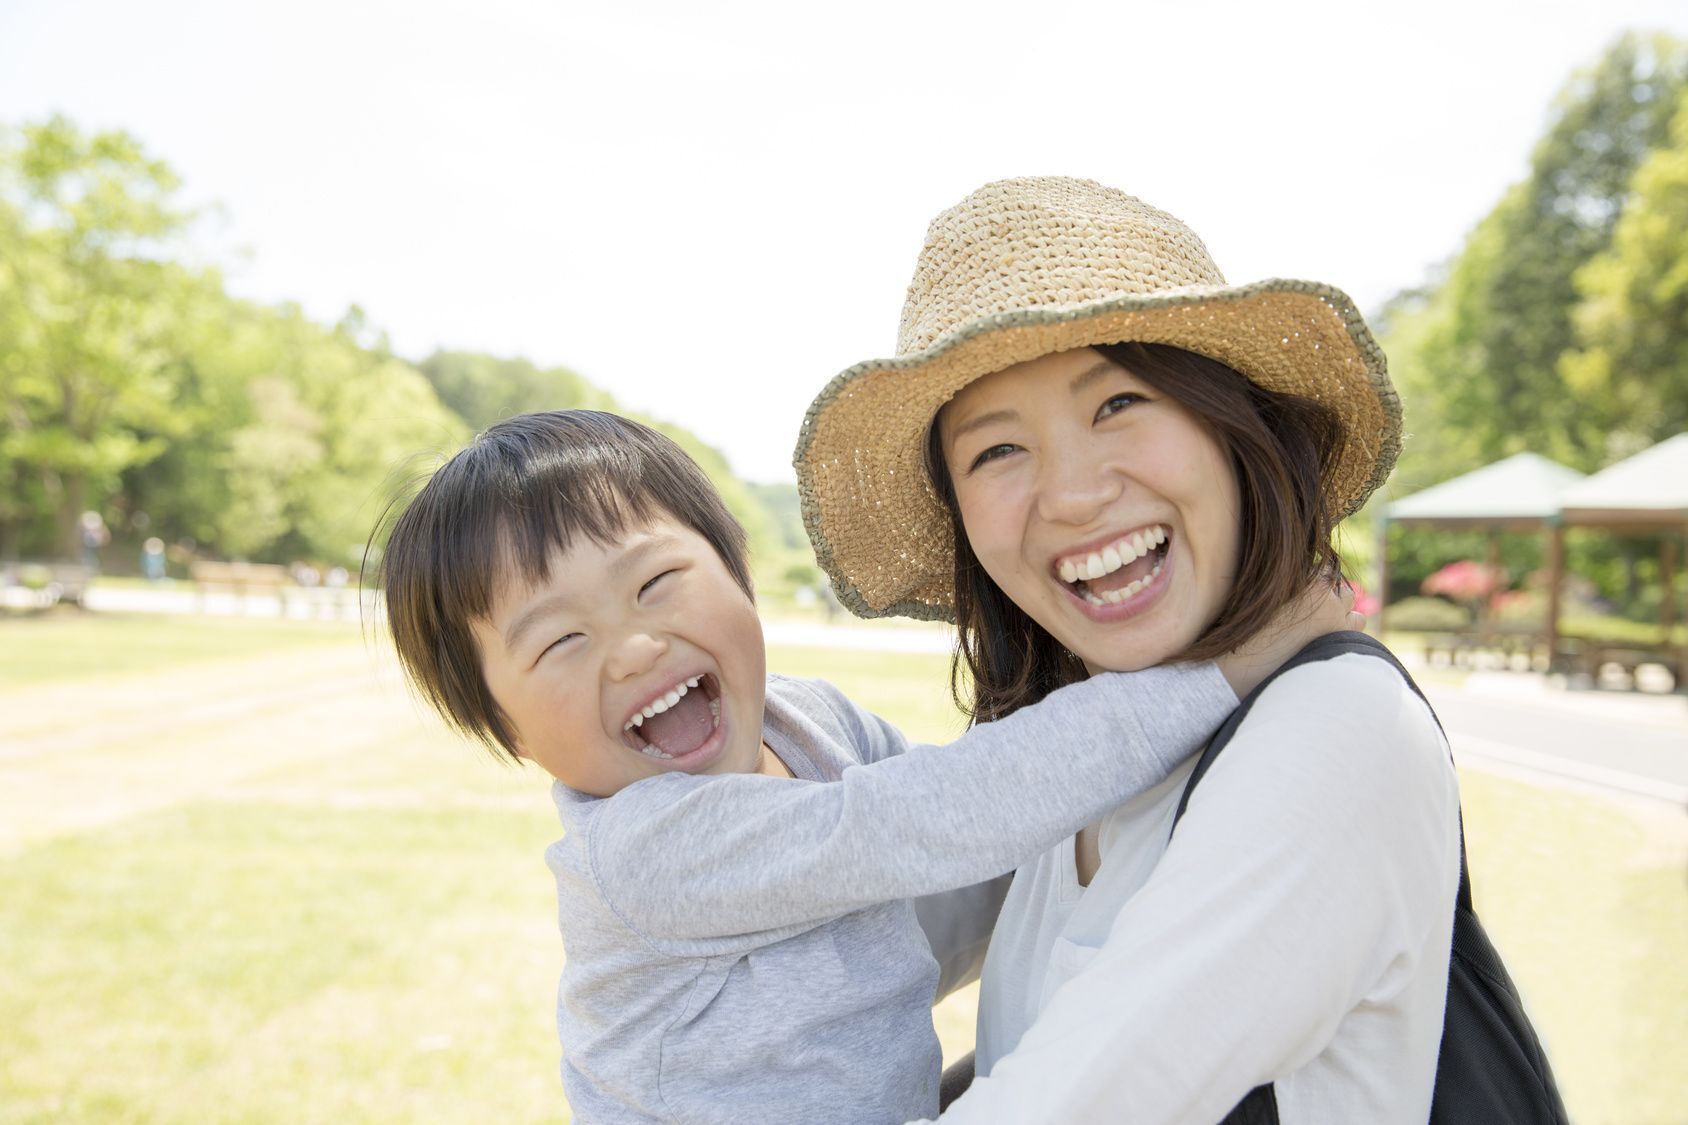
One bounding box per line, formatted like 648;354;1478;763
794;176;1400;623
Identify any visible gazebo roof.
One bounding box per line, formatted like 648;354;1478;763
1386;452;1585;528
1558;434;1688;528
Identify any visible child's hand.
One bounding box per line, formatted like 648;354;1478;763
1213;576;1362;699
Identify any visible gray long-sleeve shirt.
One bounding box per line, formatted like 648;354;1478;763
546;665;1235;1124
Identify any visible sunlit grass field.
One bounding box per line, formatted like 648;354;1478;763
0;611;1682;1122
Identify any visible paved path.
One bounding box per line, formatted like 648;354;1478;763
1421;674;1687;805
766;620;1688;806
76;584;1688;806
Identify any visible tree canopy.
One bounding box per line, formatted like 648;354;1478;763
1374;33;1688;616
0;117;790;574
1381;32;1688;493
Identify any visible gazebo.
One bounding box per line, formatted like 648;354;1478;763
1546;434;1688;683
1377;452;1586;651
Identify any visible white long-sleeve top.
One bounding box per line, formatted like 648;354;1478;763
935;653;1461;1124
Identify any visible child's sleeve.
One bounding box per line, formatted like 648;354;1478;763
586;663;1235;957
814;682;1014;997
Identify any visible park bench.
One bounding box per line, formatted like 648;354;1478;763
1420;625;1547;671
1554;638;1681;692
189;560;293;612
0;560;93;609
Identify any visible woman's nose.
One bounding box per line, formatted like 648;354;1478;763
1035;443;1123;526
606;632;668;681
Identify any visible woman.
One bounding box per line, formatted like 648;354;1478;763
796;178;1462;1122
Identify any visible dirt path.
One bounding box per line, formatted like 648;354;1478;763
0;640;443;853
8;632;1682;865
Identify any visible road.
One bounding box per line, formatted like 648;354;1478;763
82;583;1688;807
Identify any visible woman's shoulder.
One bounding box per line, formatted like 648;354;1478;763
1257;648;1441;727
1230;649;1455;800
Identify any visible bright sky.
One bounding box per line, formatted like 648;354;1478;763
4;0;1686;482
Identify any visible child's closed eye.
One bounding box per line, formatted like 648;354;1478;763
639;569;678;597
537;632;583;663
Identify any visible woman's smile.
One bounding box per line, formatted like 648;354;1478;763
1052;523;1172;608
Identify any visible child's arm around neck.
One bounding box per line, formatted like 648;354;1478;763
571;664;1236;959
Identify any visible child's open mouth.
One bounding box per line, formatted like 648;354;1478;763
1055;525;1172;607
621;673;722;761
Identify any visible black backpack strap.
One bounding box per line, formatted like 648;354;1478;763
1172;630;1473;914
1175;631;1467;1125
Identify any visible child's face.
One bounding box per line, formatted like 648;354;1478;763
472;514;768;797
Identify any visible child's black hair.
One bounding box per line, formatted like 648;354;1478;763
378;410;752;761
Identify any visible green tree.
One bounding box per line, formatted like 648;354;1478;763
1384;33;1688;483
417;350;617;428
0;116;196;557
1561;84;1688;451
414;349;780;572
128;297;468;565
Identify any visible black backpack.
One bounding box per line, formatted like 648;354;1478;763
1184;631;1569;1125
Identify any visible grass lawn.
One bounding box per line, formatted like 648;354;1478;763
1;613;1682;1121
0;608;362;687
1458;773;1688;1122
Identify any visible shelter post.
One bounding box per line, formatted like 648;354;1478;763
1663;535;1678;638
1482;530;1502;644
1544;520;1564;670
1662;534;1679;687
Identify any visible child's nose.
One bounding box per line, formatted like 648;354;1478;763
606;632;667;681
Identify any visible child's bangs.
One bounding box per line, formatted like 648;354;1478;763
488;470;660;597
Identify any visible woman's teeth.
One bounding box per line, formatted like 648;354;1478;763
1080;559;1164;605
1056;526;1169;584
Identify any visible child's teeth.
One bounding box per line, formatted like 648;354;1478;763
629;677;709;732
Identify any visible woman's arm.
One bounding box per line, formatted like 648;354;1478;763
585;664;1236;956
930;656;1461;1124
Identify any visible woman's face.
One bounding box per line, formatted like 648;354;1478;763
938;347;1241;673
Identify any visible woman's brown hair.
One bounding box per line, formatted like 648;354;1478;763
925;343;1346;724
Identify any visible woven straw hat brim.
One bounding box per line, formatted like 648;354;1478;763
795;278;1400;623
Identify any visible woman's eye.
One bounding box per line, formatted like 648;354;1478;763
639;570;677;596
967;443;1018;472
1097;392;1146;421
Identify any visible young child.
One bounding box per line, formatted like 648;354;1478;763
379;409;1341;1124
